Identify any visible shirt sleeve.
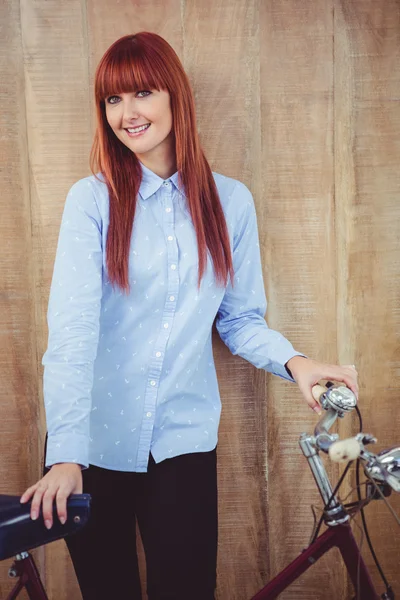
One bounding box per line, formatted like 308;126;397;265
215;181;306;382
42;178;103;469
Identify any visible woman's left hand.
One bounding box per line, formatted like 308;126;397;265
285;356;359;414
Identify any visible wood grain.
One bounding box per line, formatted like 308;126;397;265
335;1;400;596
0;0;41;597
0;1;399;598
18;0;93;597
260;1;345;598
183;2;267;599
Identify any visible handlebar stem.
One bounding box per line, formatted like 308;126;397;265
299;432;350;525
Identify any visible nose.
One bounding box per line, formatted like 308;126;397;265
122;96;140;124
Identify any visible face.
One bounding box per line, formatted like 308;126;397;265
104;88;174;164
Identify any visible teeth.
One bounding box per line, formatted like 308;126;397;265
127;124;150;133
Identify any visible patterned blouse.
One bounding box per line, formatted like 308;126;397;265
42;161;303;472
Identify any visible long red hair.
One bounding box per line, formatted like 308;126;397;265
89;32;234;294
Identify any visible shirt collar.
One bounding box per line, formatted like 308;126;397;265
139;161;183;200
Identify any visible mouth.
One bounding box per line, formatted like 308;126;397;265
124;123;151;137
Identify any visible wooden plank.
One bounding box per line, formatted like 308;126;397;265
183;1;268;598
18;0;93;597
335;1;400;596
260;1;346;598
0;0;41;597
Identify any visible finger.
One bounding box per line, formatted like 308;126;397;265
330;368;359;399
42;488;56;529
30;485;47;521
339;370;359;396
56;489;68;525
317;364;359;396
349;380;359;399
312;384;327;403
20;484;39;504
74;476;83;495
299;382;322;414
342;364;357;371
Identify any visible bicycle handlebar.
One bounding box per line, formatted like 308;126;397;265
310;383;400;493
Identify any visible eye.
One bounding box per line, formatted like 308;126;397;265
106;95;120;104
106;91;151;104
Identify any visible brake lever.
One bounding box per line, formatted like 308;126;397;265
365;445;400;492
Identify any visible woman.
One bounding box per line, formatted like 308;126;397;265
20;32;358;600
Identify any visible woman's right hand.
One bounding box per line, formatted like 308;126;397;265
20;463;83;529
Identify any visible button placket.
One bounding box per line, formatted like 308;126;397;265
136;183;179;470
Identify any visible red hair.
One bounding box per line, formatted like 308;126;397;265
89;32;234;294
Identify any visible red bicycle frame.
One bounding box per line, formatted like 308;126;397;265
251;521;379;599
5;552;48;600
2;520;381;600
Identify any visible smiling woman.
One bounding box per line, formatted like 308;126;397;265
89;33;234;296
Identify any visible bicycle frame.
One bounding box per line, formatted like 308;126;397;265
251;392;385;599
251;520;379;599
5;552;48;600
3;518;380;600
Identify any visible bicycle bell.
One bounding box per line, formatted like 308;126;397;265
320;383;357;417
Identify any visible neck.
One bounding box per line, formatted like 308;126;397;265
136;136;177;180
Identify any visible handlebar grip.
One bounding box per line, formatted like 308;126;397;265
328;438;361;462
312;384;327;403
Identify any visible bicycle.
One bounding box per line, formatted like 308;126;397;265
251;382;400;600
0;382;399;599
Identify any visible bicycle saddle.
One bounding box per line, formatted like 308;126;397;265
0;494;91;561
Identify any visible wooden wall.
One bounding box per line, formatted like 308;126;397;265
1;0;399;598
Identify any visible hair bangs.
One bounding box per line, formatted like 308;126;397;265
96;43;168;102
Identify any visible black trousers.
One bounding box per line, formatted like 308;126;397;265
44;445;218;600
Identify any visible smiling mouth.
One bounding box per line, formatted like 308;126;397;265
125;123;151;135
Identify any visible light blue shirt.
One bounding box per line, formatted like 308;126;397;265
43;162;304;472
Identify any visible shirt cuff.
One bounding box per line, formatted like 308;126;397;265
45;433;89;470
270;351;308;383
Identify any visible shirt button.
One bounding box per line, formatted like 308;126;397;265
169;295;175;302
150;380;156;386
163;323;169;329
166;207;172;213
171;264;176;270
163;181;170;187
156;351;162;357
167;235;174;241
146;412;152;417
